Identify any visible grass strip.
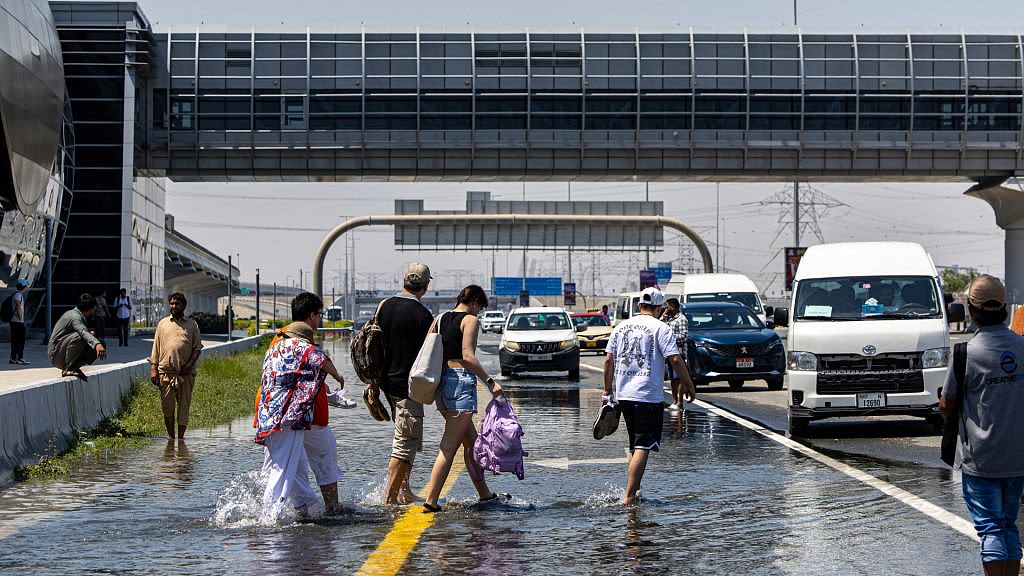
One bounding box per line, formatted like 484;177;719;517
17;340;268;480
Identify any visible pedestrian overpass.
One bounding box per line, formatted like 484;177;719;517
43;2;1024;298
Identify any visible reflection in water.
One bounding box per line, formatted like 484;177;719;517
157;440;195;486
623;508;661;576
466;510;525;575
247;527;337;576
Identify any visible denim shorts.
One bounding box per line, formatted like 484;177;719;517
962;473;1024;563
436;367;478;414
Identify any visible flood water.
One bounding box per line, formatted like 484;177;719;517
0;338;980;574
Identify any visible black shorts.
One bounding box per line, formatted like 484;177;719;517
618;400;663;452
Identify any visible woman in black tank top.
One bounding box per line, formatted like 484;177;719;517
423;285;506;513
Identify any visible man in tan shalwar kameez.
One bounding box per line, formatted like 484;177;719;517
150;292;203;440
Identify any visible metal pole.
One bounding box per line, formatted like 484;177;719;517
793;182;801;247
299;268;303;291
227;255;233;341
255;268;261;335
645;182;651;269
716;183;721;268
793;0;797;26
42;217;53;343
567;182;572;284
273;282;277;328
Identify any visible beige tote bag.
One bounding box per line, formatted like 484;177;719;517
408;312;446;405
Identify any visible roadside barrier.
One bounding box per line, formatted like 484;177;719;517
0;335;263;483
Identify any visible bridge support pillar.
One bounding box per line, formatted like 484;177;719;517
966;179;1024;304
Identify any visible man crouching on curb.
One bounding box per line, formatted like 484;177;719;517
603;287;695;506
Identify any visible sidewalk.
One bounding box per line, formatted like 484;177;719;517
0;329;235;393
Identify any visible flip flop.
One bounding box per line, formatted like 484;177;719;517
593;402;621;440
362;388;391;422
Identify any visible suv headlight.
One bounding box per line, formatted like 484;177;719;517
922;347;950;368
559;339;577;350
504;341;520;352
787;351;818;371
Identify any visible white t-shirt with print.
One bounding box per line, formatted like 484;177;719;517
607;313;680;403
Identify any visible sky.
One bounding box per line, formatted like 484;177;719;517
144;0;1024;296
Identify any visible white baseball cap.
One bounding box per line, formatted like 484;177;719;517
639;287;665;306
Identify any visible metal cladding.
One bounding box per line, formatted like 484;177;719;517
0;0;65;213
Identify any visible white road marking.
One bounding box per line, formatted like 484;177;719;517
577;362;979;542
532;456;630;470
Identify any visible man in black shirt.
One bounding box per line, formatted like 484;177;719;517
374;262;434;504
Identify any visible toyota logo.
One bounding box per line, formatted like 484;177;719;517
862;345;877;356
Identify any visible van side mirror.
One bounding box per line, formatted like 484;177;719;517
773;307;790;327
575;324;586;332
947;303;966;324
764;305;774;317
619;309;628;320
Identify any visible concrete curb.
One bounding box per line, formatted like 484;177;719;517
0;335;263;484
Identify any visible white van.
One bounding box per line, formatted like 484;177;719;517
773;242;965;436
675;273;769;325
612;288;683;327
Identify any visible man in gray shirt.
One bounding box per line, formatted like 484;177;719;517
48;293;108;381
940;275;1024;576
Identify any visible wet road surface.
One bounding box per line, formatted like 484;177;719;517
0;335;987;574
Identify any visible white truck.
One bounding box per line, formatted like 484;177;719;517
772;242;965;436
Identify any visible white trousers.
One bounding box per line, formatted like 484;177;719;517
261;429;318;517
298;424;343;488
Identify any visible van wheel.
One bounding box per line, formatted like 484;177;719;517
728;379;745;391
766;377;784;391
789;414;810;437
568;367;580;381
926;414;945;433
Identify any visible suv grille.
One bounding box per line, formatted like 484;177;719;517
816;353;924;394
704;342;774;357
521;342;561;354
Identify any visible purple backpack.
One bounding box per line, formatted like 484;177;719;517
471;398;528;481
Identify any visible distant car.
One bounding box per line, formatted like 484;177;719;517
498;307;581;380
479;310;507;333
681;302;785;391
571;312;612;354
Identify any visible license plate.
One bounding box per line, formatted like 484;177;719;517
857;392;886;408
528;354;552;361
736;358;754;368
584;341;597;348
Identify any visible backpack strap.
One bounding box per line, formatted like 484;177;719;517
953;341;968;411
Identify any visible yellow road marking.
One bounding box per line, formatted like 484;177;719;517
354;458;466;576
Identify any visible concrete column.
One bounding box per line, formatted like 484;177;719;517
966;180;1024;304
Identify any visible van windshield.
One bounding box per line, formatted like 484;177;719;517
687;292;763;313
794;276;941;320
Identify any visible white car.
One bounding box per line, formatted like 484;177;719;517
479;311;507;333
498;307;582;380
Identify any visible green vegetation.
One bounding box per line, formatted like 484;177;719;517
941;268;978;295
17;341;267;480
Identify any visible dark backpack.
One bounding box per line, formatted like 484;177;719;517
0;293;14;323
350;299;388;386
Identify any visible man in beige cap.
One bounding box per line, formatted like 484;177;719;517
374;263;434;504
940;275;1024;575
